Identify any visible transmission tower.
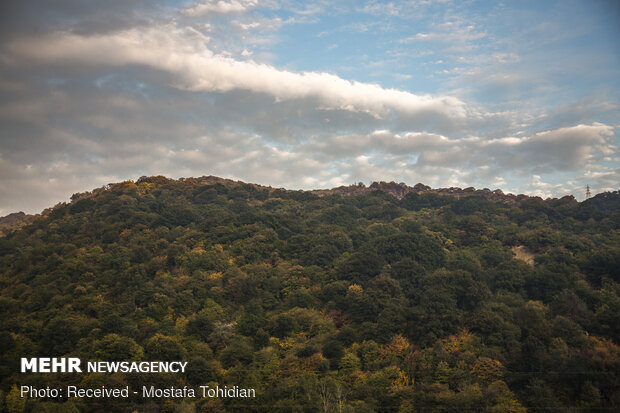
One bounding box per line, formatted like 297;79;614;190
585;184;591;199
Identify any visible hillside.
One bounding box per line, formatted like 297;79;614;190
0;176;618;412
0;212;38;238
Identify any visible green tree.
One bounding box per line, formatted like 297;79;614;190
5;385;26;413
94;334;143;361
145;334;187;360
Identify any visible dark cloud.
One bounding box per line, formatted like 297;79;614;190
0;0;164;39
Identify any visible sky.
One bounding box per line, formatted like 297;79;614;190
0;0;619;214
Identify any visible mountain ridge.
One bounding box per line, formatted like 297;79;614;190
1;175;616;238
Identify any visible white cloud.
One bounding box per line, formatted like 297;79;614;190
493;53;520;64
359;1;401;16
401;22;486;44
305;123;616;176
520;123;615;170
8;26;469;123
233;16;283;32
181;0;259;17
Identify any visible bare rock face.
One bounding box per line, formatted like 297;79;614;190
512;245;535;266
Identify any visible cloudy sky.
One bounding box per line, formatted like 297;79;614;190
1;0;619;214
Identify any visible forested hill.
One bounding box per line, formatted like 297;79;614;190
0;176;618;412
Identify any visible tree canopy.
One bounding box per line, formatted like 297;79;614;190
0;177;618;412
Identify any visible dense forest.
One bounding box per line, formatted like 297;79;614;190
0;176;618;412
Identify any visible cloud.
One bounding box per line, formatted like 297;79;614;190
0;80;615;212
0;0;162;38
358;1;401;16
7;25;469;129
233;16;283;32
304;123;616;179
520;123;614;169
580;168;620;193
0;0;618;214
493;53;520;64
401;22;486;44
181;0;259;17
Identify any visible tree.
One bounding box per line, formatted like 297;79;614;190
5;385;25;413
145;334;186;360
94;334;143;361
339;352;361;374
